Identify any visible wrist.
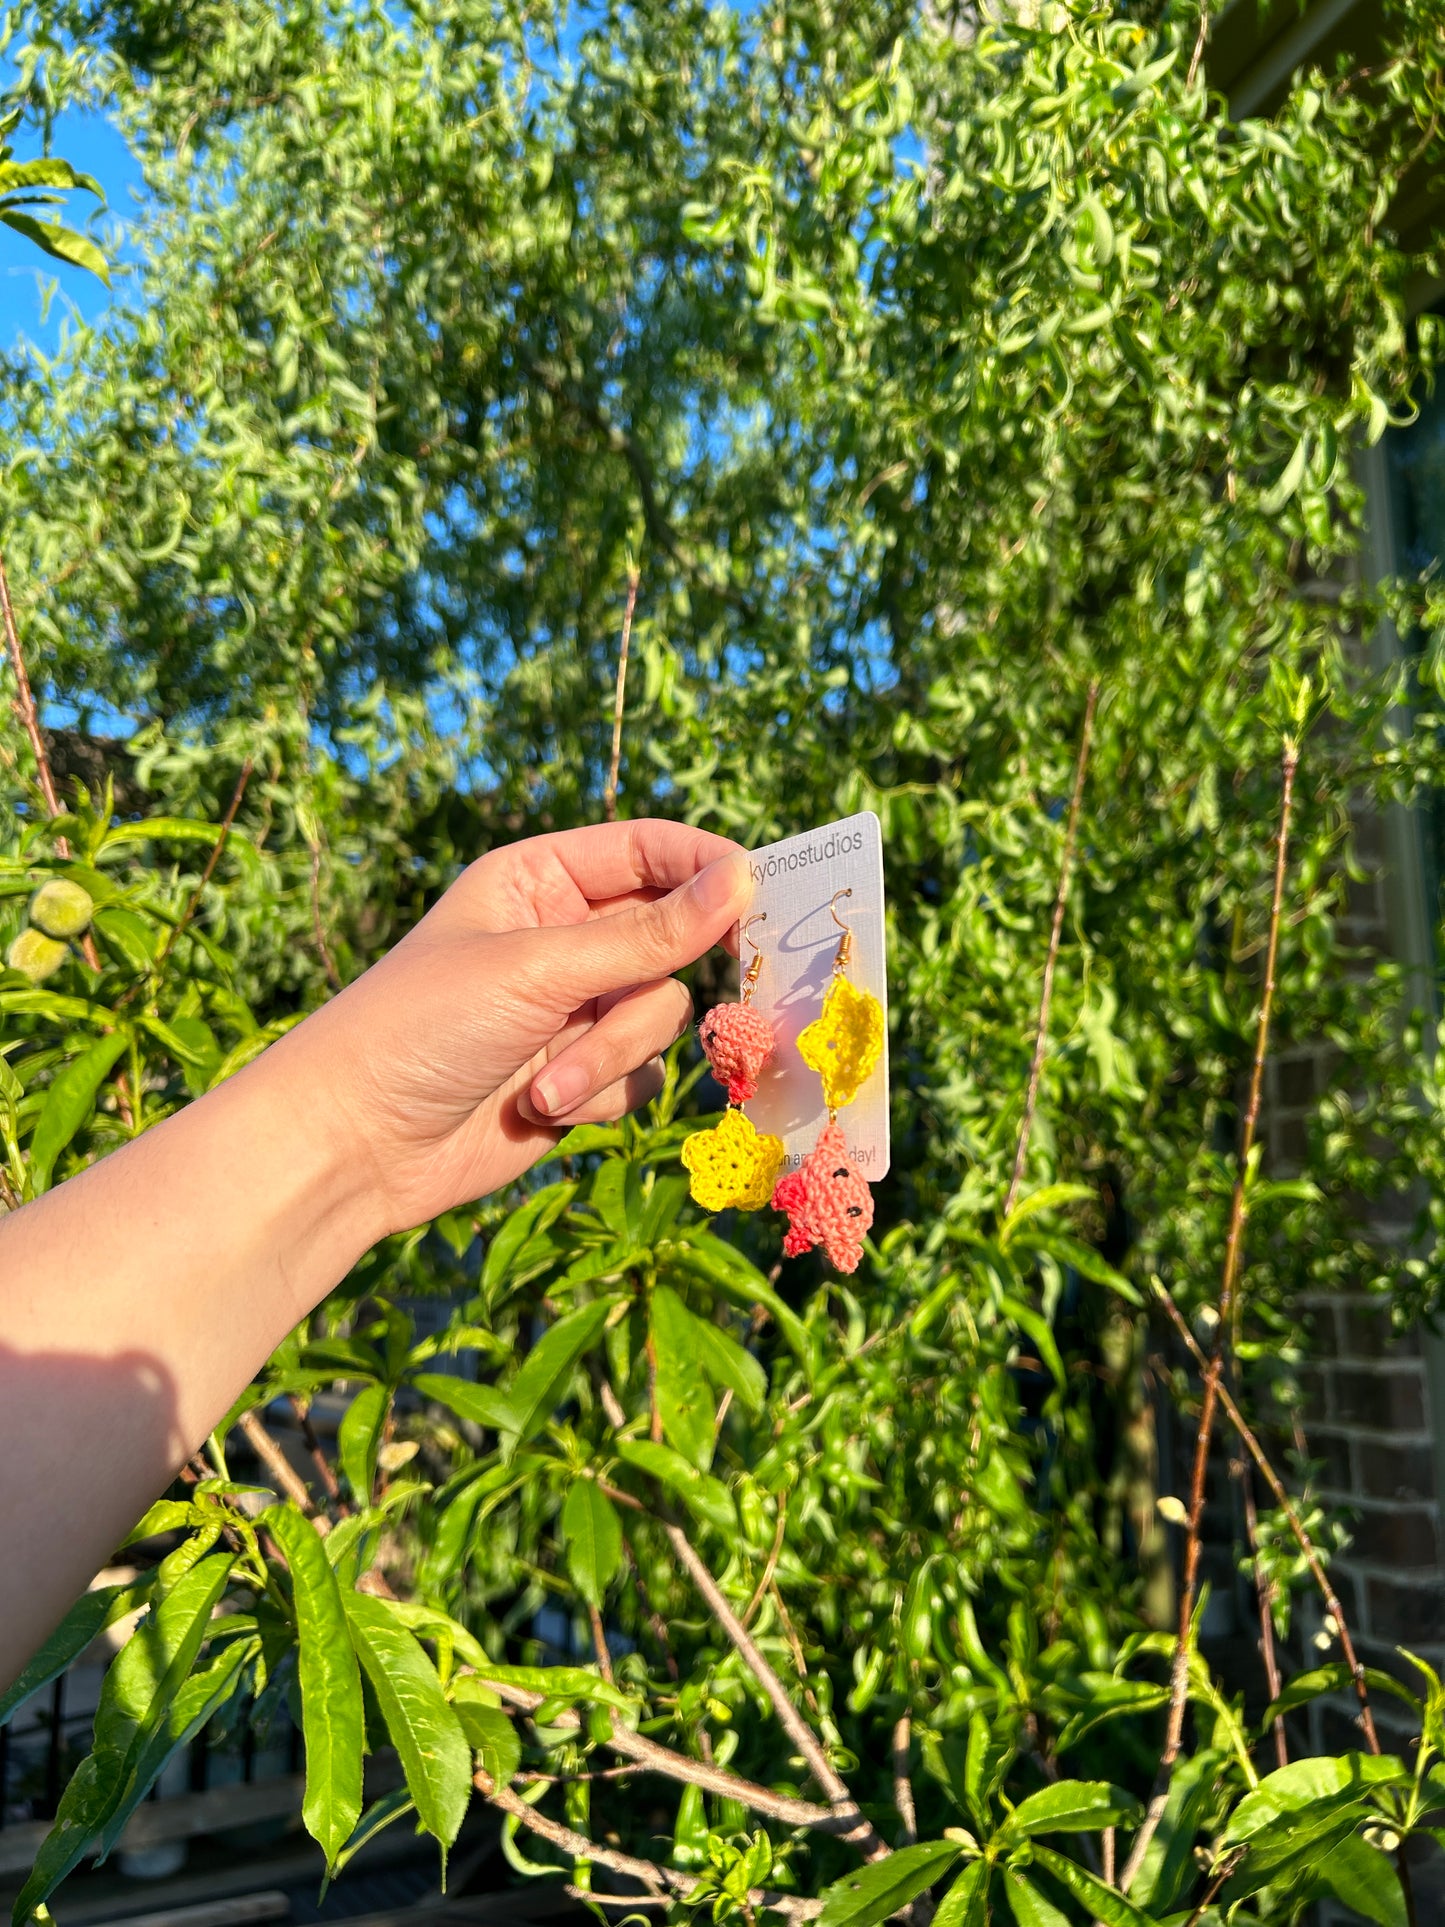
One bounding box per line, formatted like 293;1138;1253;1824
221;1010;393;1309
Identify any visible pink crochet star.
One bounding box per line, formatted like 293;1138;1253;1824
699;1002;776;1105
770;1121;874;1273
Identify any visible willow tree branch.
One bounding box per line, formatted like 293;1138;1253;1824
1003;679;1099;1218
1122;740;1298;1895
155;759;254;973
662;1519;882;1855
1155;1282;1379;1755
604;570;639;823
480;1777;823;1920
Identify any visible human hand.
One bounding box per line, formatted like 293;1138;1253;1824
278;820;750;1237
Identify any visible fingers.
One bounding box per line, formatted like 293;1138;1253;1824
518;1057;667;1129
539;851;752;1003
508;820;746;906
522;977;693;1123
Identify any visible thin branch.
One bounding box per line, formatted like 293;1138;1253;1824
1003;679;1099;1218
1;552;102;972
1183;1849;1247;1926
604;570;640;824
237;1408;323;1522
588;1602;616;1685
662;1519;884;1856
1122;740;1298;1894
1;553;62;825
480;1777;822;1920
892;1716;917;1845
470;1673;853;1837
1185;0;1211;91
154;759;253;974
1238;1450;1287;1769
307;839;342;990
1155;1283;1379;1754
741;1494;789;1629
288;1394;347;1508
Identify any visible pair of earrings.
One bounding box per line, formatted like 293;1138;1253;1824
681;894;884;1273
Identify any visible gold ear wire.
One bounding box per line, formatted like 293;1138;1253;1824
829;889;853;974
740;912;767;1003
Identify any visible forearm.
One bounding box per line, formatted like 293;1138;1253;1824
0;1030;377;1688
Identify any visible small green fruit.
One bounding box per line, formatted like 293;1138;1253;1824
28;878;94;939
6;928;68;982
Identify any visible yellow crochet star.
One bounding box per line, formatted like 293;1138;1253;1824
797;975;884;1111
682;1109;785;1212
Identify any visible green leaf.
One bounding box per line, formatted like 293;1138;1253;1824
342;1591;472;1854
481;1181;576;1301
561;1478;623;1608
1259;436;1308;515
998;1780;1141;1841
27;1031;129;1191
1;208;109;282
332;1788;417;1878
0;1579;151;1727
97;1641;253;1855
266;1503;364;1869
1219;1791;1374;1902
1313;1835;1407;1927
999;1183;1094;1243
451;1680;522;1789
506;1297;619;1450
1028;1848;1158;1927
410;1372;519;1434
819;1841;962;1927
1223;1754;1409;1843
692;1315;768;1412
651;1285;716;1468
1001;1867;1069;1927
614;1436;738;1533
1263;1665;1420;1723
337;1381;389;1505
669;1230;813;1373
12;1553;234;1921
931;1863;989;1927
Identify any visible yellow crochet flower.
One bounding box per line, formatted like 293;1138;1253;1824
797;975;884;1111
682;1109;785;1212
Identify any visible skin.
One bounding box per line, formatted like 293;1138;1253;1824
0;819;751;1690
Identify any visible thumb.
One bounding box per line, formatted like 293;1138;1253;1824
547;851;752;1000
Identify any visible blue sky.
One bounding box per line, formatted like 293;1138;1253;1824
2;105;142;352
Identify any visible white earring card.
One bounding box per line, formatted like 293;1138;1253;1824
739;811;890;1179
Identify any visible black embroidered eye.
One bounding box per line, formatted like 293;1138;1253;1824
847;1205;863;1216
833;1166;849;1179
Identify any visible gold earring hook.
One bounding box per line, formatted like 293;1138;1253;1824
740;912;766;1002
829;890;853;973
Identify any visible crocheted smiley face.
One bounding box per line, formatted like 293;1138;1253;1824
770;1120;874;1273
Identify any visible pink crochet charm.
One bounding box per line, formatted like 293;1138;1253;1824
770;1121;874;1274
699;1001;776;1106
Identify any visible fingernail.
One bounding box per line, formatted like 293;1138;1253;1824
689;851;750;916
533;1061;590;1116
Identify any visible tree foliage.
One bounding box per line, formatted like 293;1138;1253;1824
4;0;1445;1919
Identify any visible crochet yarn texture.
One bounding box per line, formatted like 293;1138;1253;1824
770;1120;874;1272
796;974;884;1112
698;1001;776;1105
682;1108;786;1212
